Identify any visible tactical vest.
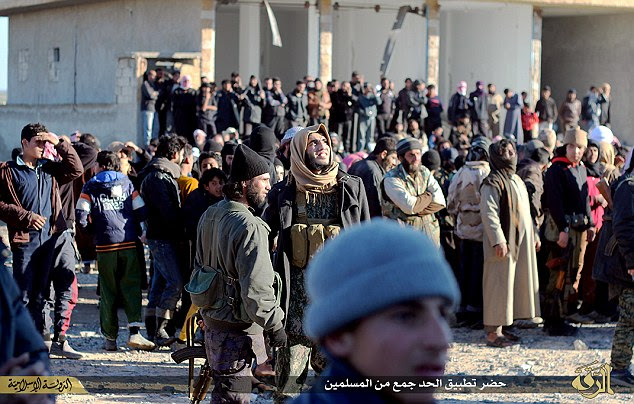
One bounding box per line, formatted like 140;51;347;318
290;191;342;269
382;165;440;244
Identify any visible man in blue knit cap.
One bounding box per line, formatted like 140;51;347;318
293;219;460;403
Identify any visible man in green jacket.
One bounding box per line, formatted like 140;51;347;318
196;144;286;403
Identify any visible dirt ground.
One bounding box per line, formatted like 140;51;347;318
1;223;632;403
45;271;632;403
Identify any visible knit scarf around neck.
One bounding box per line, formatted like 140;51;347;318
290;123;339;194
482;142;520;259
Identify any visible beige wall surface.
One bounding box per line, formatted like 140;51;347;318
439;2;534;123
541;13;634;144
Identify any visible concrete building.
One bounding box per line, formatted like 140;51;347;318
1;0;633;157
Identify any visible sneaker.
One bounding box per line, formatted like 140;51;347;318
566;312;595;325
50;340;84;359
514;317;543;329
127;333;156;351
612;369;634;388
544;322;578;336
104;338;118;351
81;263;91;274
44;340;53;353
587;311;613;324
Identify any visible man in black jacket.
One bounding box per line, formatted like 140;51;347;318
1;250;53;404
448;81;472;127
243;75;265;136
593;170;634;387
535;85;558;131
286;81;308;129
263;78;288;139
348;136;398;217
334;82;355;153
469;81;490;137
543;128;594;336
264;124;370;399
139;135;187;346
215;80;241;135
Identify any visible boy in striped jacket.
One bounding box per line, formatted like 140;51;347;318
76;151;155;351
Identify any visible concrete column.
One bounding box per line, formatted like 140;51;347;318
307;5;319;78
201;0;216;81
530;8;542;107
426;0;440;86
239;2;260;79
318;0;333;82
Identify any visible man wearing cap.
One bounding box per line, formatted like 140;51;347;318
447;136;491;327
542;128;594;336
264;123;370;398
539;128;557;157
535;85;558;131
381;137;446;246
277;127;304;176
196;144;286;403
348;136;399;218
292;220;460;403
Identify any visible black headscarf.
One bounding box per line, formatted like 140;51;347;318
584;141;602;178
482;140;520;259
221;142;238;176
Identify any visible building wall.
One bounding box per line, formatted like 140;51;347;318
260;7;309;93
332;7;427;87
1;0;201;158
7;0;200;105
439;2;534;123
542;13;634;143
215;6;240;84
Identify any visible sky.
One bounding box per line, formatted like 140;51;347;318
0;17;7;91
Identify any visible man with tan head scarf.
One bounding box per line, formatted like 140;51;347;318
264;123;370;399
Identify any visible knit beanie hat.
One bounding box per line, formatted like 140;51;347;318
563;128;588;148
304;219;460;340
538;128;556;153
229;144;271;182
249;125;277;163
471;135;492;153
396;137;422;157
421;150;441;171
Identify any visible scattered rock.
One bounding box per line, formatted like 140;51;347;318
573;339;588;350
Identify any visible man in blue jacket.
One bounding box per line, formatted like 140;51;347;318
0;123;83;358
77;151;155;351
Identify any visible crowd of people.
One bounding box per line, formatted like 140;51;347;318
1;68;633;404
